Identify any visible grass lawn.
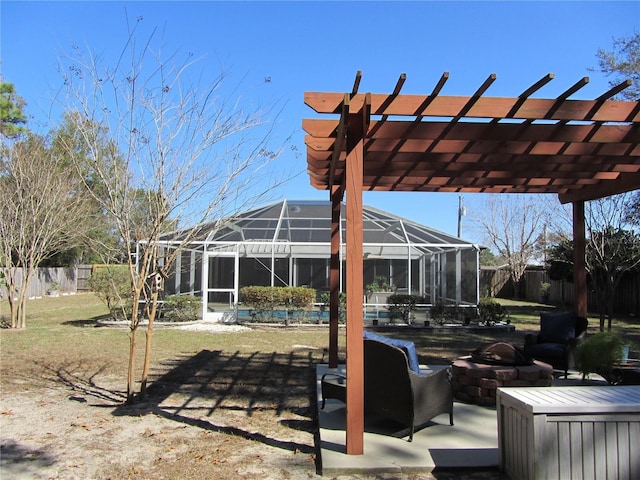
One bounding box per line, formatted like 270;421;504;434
1;293;638;479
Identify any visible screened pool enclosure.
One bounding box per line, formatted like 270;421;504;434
156;200;479;321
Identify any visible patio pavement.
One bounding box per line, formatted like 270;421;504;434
316;363;607;476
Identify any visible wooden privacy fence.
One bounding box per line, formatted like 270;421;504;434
0;265;94;299
480;267;640;316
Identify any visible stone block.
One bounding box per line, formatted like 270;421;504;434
533;360;554;375
517;365;548;381
451;355;554;406
494;368;519;381
456;374;475;386
505;379;536;387
466;364;499;379
479;378;501;390
466;386;482;397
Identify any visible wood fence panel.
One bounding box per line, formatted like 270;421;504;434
480;267;640;315
1;267;77;298
76;265;93;292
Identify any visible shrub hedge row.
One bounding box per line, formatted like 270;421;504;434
239;286;316;323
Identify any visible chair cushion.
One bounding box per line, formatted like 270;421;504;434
363;331;420;374
539;312;576;344
525;342;566;359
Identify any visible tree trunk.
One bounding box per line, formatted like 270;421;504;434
7;294;17;329
16;287;28;329
139;289;159;400
5;269;26;329
126;327;138;404
126;288;143;404
3;268;20;328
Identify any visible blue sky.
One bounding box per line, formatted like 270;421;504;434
1;1;638;243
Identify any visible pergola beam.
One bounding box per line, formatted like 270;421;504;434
304;120;638;144
559;172;640;204
330;94;350;189
304;93;640;123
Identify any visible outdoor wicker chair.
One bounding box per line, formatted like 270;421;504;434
523;311;588;377
321;338;454;441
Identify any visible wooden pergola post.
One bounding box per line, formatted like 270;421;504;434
329;185;342;368
573;201;588;318
344;97;369;455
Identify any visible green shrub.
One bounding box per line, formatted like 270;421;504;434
429;300;446;325
366;275;391;294
283;287;316;323
163;295;200;322
478;297;506;326
429;300;459;325
320;292;330;311
239;286;315;323
320;292;347;323
576;332;625;382
87;265;132;321
387;294;419;324
240;286;283;321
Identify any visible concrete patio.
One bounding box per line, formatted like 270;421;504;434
316;364;607;476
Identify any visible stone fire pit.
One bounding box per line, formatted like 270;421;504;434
451;356;553;406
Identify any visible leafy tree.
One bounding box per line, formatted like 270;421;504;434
546;239;574;283
0;81;28;138
593;32;640;101
479;248;504;267
58;20;286;403
47;113;179;265
48;112;126;264
87;265;132;321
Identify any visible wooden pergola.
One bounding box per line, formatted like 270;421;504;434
303;72;640;454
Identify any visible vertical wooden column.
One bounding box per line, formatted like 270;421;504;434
344;108;366;455
329;185;342;369
572;201;587;318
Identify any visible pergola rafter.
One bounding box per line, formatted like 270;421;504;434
303;72;640;455
304;75;639;202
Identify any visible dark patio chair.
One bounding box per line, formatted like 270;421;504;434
321;338;454;441
523;311;588;377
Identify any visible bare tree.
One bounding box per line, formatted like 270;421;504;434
470;194;549;297
585;193;640;331
57;20;287;403
0;134;90;328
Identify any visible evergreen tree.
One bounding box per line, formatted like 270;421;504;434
593;32;639;101
0;81;28;138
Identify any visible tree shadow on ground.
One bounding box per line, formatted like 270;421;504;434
33;360;127;403
112;349;323;472
0;440;57;478
61;314;112;328
501;303;558;317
